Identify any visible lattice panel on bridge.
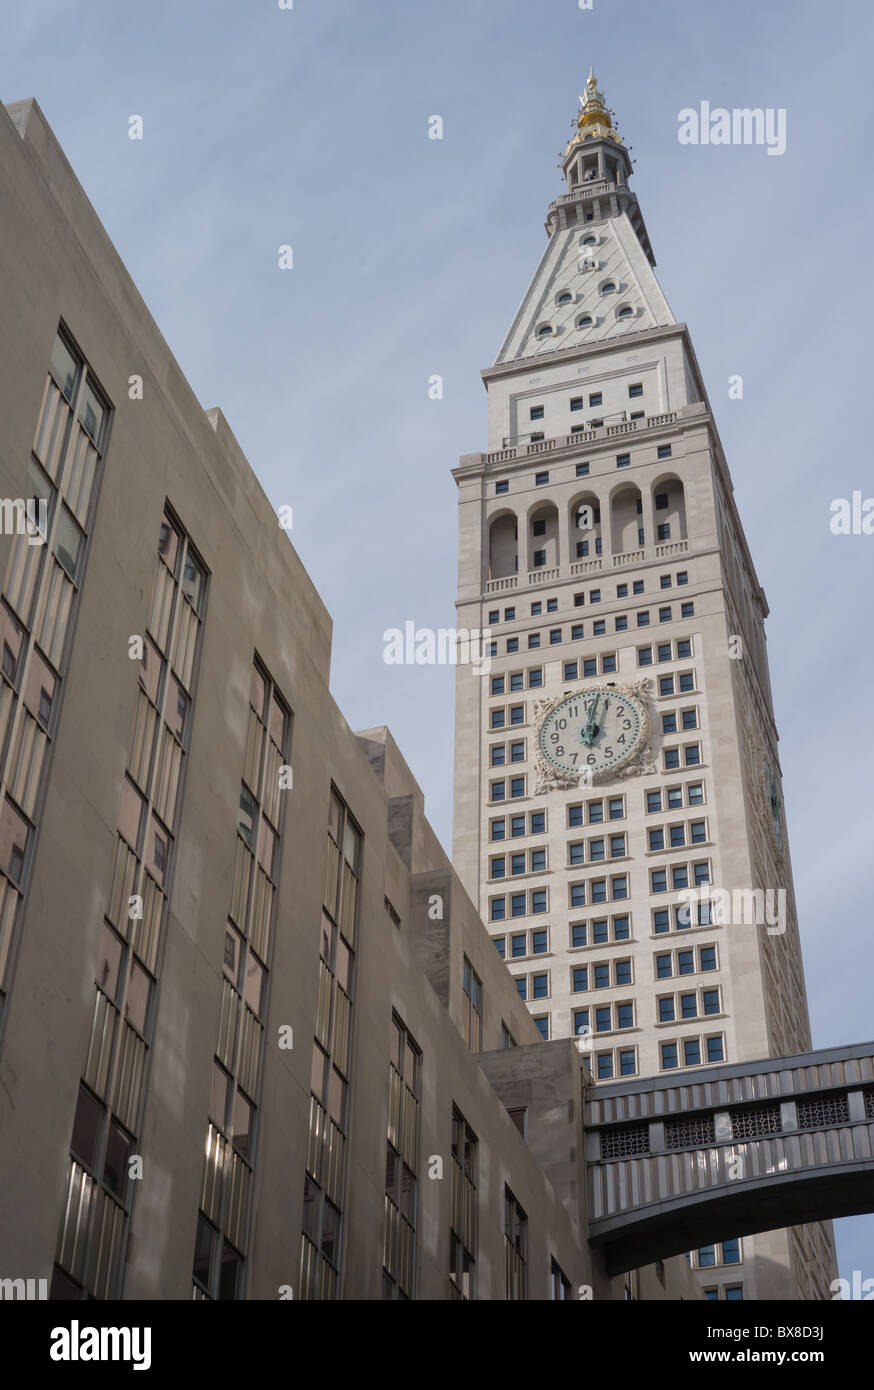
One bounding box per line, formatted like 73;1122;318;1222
600;1123;650;1160
730;1102;781;1140
665;1114;715;1149
798;1092;850;1128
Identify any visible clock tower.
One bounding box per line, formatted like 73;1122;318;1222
451;71;837;1301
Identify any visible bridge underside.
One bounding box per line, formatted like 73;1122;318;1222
589;1164;874;1276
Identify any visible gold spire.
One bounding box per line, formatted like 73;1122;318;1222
566;68;623;153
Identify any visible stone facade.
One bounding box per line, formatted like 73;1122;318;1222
0;97;702;1302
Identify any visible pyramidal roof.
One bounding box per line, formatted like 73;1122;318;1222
494;72;676;366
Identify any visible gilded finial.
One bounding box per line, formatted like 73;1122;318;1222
566;67;623;153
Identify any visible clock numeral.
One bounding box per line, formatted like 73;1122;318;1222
569;752;578;764
555;745;565;756
556;717;567;730
604;746;613;758
622;719;631;730
617;733;625;744
550;732;560;744
586;754;596;765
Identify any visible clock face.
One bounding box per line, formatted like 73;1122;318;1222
538;686;645;779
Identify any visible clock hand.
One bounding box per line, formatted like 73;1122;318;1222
580;693;601;746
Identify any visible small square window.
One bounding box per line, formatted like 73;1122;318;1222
530;405;544;420
616;453;630;469
535;472;549;486
657;445;672;460
496;480;509;495
632;581;644;595
576;462;589;477
547;599;558;613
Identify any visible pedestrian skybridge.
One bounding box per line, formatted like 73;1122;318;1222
584;1042;874;1274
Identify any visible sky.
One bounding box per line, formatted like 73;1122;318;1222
4;0;873;1285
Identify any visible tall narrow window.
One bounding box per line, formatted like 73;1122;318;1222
462;957;483;1052
449;1108;477;1300
382;1015;421;1299
504;1187;528;1299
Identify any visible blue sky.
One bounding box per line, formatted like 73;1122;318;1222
4;0;873;1284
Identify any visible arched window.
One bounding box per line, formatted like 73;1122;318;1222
600;281;615;295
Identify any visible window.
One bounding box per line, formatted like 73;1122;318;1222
617;583;628;598
551;1259;572;1300
546;599;557;613
659;607;671;623
491;676;505;696
616;453;630;468
570;396;583;412
530;405;544;420
615;615;627;631
657;523;671;541
493;936;505;959
572;966;588;993
628;383;643;398
462;958;482;1051
657;445;672;460
496;480;509;495
637;612;650;627
449;1110;477;1300
530;602;542;616
501;1022;516;1048
535;472;549;486
549;629;562;645
589;392;602;407
681;601;694;618
576;462;590;476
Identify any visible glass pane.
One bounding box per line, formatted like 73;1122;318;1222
302;1176;317;1240
166;674;188;741
321;1201;339;1264
257;817;276;879
70;1084;102;1170
102;1120;132;1199
138;638;163;705
238;786;256;849
193;1215;215;1289
390;1019;402;1072
27;459;52;533
79;382;106;447
268;692;286;749
24;648;57;729
181;550;205;612
0;607;24;686
335;938;350;995
210;1063;229;1130
343;818;360;872
223;928;242;986
218;1242;240;1300
95;924;122;999
250;666;266;719
231;1091;253;1160
328;1068;345;1127
310;1043;327;1101
118;779;144;853
157;516;179;574
0;798;30;886
125;960;151;1034
54;506;84;581
145;816;170;886
243;954;264;1017
50;334;79;402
